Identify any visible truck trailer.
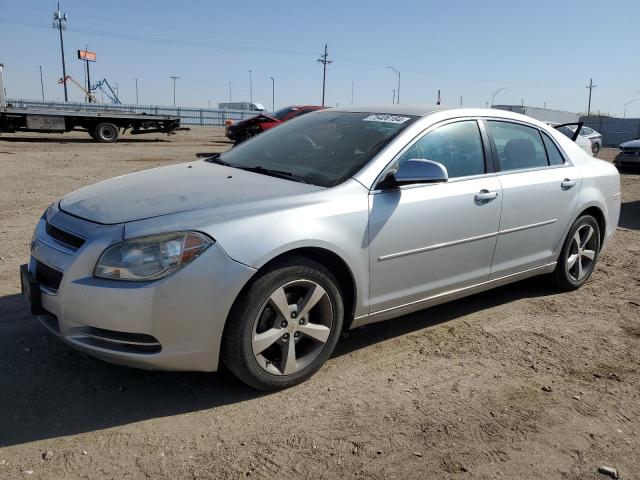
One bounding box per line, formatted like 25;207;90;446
0;64;182;143
217;102;265;112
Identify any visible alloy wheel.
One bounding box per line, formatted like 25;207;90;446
566;224;597;282
252;280;333;376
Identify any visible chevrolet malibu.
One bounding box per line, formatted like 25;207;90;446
21;107;621;390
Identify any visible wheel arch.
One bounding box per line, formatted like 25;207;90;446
230;246;359;329
576;205;606;251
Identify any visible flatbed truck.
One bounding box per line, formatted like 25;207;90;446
0;64;182;143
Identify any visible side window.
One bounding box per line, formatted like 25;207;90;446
487;121;548;171
541;133;565;166
397;120;485;178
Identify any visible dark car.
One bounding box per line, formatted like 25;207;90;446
225;105;325;144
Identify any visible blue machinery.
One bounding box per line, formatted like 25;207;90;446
91;79;121;104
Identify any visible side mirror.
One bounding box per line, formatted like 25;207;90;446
377;159;448;189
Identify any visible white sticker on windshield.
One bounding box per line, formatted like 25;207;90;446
363;114;411;124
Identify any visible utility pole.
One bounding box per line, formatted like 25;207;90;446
316;44;332;107
134;78;139;105
387;66;400;104
586;78;597;116
53;3;68;101
39;65;45;101
249;70;253;104
170;75;179;106
270;76;275;112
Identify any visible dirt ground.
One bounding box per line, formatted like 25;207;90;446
0;127;638;480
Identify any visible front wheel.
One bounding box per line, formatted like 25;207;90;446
552;215;600;291
222;257;344;391
591;142;600;155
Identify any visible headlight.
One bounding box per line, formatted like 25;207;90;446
94;231;213;281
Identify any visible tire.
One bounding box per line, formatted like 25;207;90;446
552;215;600;291
93;122;119;143
222;256;344;391
591;142;600;156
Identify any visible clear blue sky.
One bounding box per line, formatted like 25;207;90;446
1;0;639;116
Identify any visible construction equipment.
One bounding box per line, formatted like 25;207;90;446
91;79;121;104
58;75;96;102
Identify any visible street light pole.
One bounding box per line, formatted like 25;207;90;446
228;81;232;102
392;89;395;104
623;98;638;118
134;78;139;105
169;75;179;106
270;76;275;112
491;88;506;107
387;66;400;104
249;70;253;104
53;3;68;101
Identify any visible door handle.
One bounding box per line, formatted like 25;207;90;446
475;190;499;202
561;178;577;189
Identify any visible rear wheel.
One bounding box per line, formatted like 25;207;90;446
93;122;119;143
222;257;344;391
591;142;600;155
552;215;600;290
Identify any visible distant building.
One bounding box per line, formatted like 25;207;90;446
492;105;580;124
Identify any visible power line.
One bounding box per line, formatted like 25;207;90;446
0;16;317;58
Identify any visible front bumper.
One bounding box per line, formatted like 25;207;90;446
25;204;256;372
614;151;640;166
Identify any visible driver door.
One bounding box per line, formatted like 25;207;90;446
367;119;502;314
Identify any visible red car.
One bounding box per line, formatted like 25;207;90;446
225;105;325;144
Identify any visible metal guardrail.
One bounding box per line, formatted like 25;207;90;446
580;116;640;147
5;98;260;126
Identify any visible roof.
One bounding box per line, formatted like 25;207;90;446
328;105;447;116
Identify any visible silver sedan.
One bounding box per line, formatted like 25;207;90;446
21;107;621;390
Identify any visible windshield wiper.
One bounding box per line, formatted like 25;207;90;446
237;166;308;184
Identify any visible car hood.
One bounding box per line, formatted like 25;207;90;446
620;139;640;148
59;160;323;224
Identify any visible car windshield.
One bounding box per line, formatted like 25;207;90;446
218;111;418;187
273;106;297;120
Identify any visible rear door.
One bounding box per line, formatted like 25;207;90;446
486;120;582;278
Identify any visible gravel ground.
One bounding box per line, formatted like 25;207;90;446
0;128;638;479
